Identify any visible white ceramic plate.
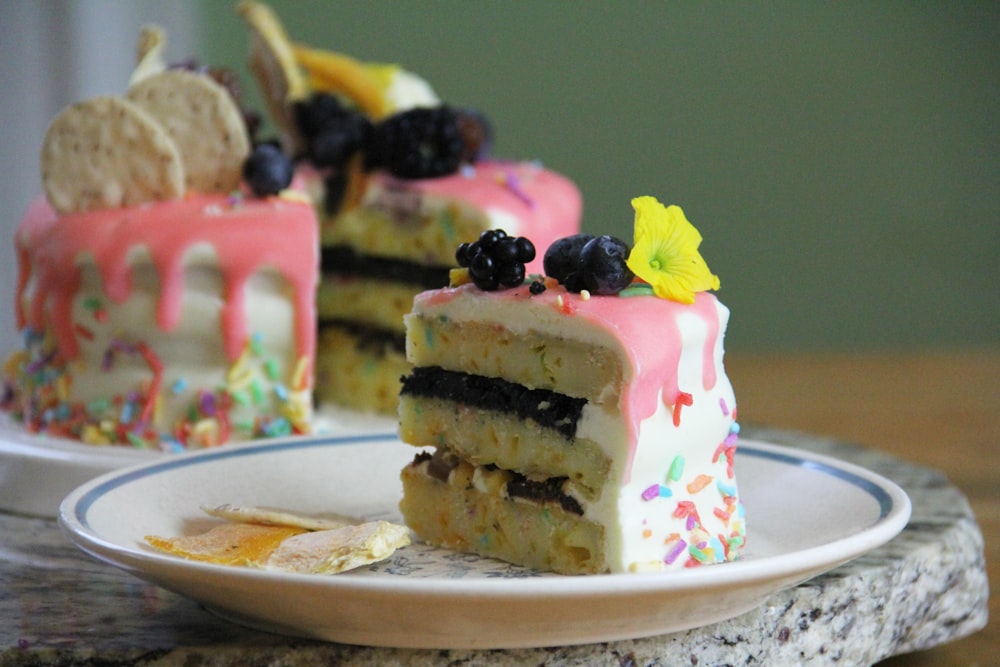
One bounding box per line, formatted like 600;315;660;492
0;409;396;517
60;434;910;650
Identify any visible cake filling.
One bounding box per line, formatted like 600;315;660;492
321;245;451;290
408;451;584;516
399;366;587;439
317;317;405;355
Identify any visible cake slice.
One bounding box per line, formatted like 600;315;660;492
314;161;581;412
398;197;743;574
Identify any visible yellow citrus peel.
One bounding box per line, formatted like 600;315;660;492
292;43;391;118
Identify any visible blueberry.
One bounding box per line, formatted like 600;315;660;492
578;235;634;295
244;143;293;197
543;234;594;283
562;271;589;293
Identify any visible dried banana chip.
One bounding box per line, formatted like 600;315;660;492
130;24;167;86
265;520;411;574
201;503;359;531
40;96;185;213
126;69;250;194
236;0;308;154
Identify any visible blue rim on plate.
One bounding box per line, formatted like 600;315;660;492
58;434;912;649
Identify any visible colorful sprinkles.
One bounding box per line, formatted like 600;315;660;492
631;405;744;570
2;326;312;451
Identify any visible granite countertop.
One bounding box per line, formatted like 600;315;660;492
0;426;988;666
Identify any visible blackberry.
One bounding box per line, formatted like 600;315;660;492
478;229;506;251
367;106;465;179
294;93;372;169
309;117;369;169
455;242;474;267
496;261;526;287
456;229;535;292
293;93;350;141
323;170;349;215
455;108;493;162
469;252;495;280
244;143;293;197
515;237;536;263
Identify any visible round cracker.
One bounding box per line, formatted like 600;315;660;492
40;96;185;213
126;69;250;194
237;0;308;155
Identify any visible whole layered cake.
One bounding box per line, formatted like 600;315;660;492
1;27;319;449
237;2;582;412
398;197;744;574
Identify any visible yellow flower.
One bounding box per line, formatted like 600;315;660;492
625;196;720;303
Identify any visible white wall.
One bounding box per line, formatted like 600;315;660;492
0;0;198;356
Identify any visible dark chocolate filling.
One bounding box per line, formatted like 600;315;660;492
321;244;452;290
318;318;406;355
409;451;584;516
506;473;584;515
399;366;587;440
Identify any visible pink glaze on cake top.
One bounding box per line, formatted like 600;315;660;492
415;282;727;476
15;192;318;363
369;160;582;274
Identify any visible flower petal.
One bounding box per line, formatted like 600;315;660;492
626;196;720;303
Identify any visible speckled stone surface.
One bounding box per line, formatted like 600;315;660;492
0;427;987;666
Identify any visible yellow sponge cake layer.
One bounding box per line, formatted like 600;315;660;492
400;451;608;574
315;161;581;413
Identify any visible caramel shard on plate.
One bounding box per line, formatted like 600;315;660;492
145;523;305;566
146;505;411;574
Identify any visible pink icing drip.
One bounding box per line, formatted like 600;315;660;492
415;285;725;480
16;194;318;362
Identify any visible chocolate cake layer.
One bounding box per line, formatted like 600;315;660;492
317;318;405;355
321;245;451;290
399;366;587;439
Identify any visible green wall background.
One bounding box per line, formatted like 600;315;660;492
201;1;998;352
